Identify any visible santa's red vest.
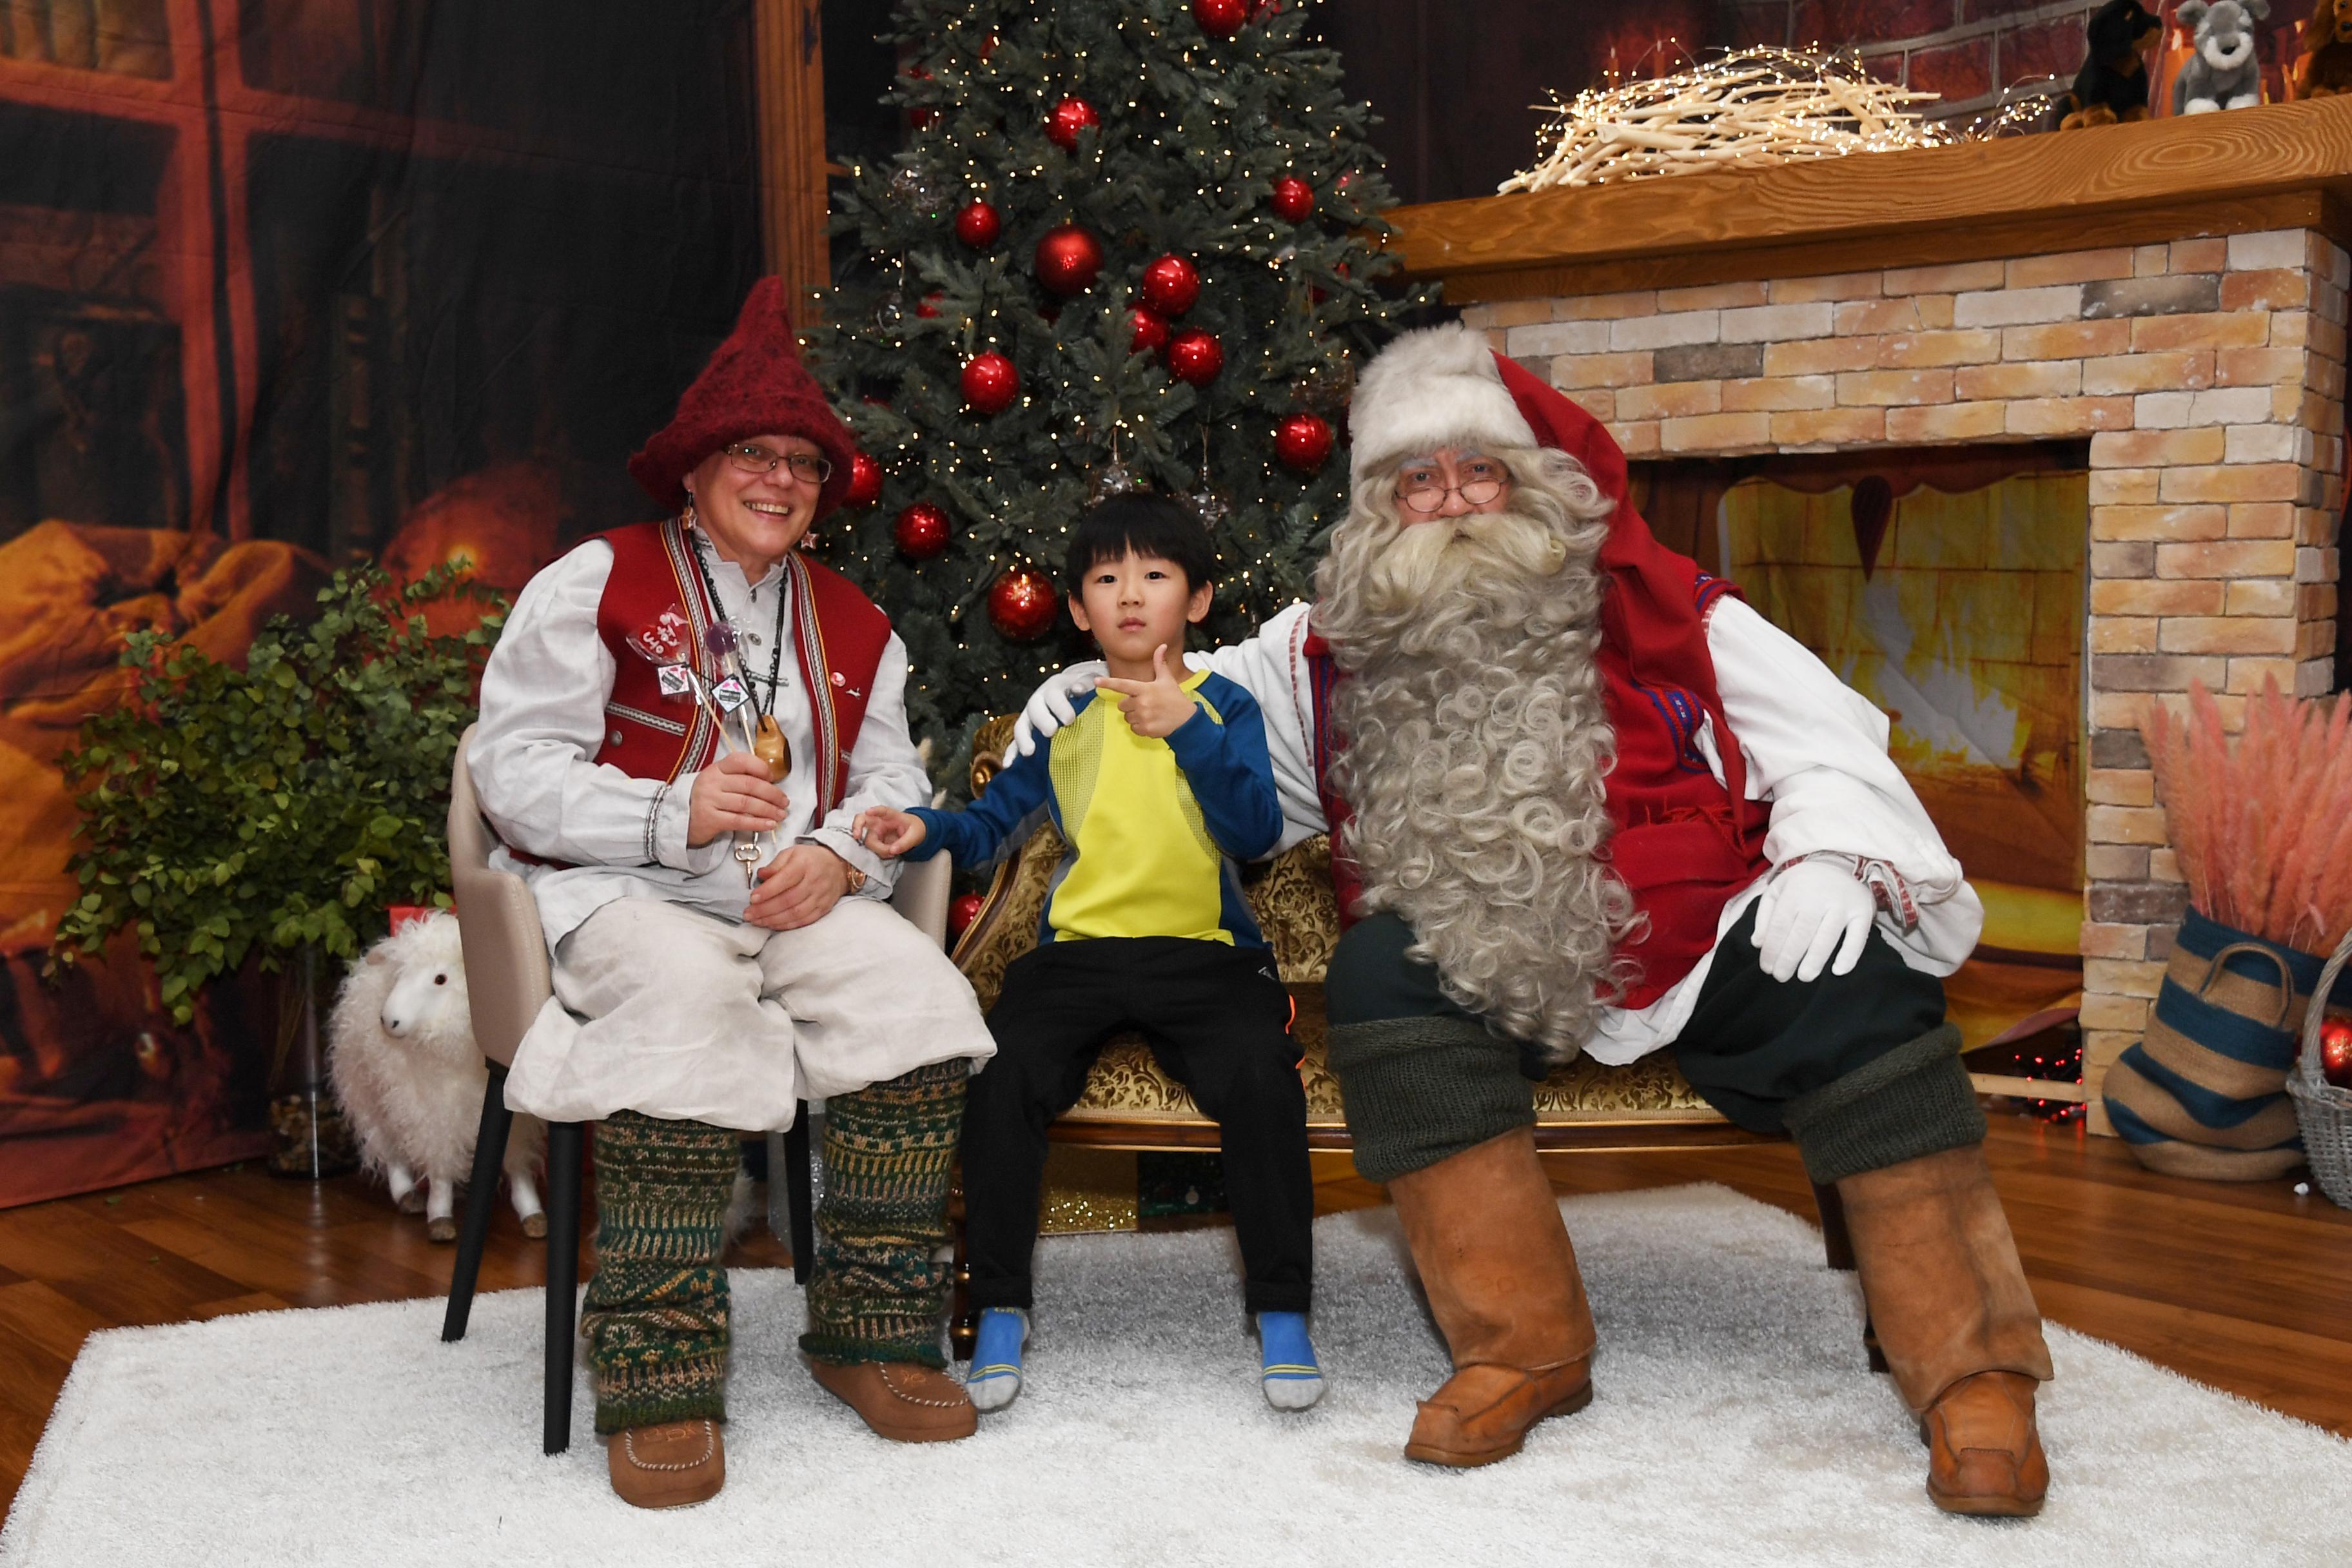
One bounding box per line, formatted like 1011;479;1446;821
1304;570;1770;1013
591;516;892;821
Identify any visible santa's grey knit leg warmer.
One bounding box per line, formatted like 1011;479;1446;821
1326;1016;1533;1185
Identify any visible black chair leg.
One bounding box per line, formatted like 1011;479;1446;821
442;1065;514;1343
1810;1178;1887;1373
785;1100;815;1286
544;1119;585;1455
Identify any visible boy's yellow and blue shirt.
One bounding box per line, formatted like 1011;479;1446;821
905;670;1281;948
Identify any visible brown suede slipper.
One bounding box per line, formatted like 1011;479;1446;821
605;1418;725;1509
809;1360;978;1443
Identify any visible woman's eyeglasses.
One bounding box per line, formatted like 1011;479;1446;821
725;444;832;484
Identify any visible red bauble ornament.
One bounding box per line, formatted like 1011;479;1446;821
988;567;1059;640
1127;305;1170;355
1269;175;1315;222
2319;1017;2352;1090
893;502;950;560
1139;253;1201;316
948;890;986;941
954;200;1001;248
1192;0;1250;37
1045;95;1099;150
915;291;944;318
961;351;1020;415
843;452;885;508
1034;224;1104;295
1274;411;1334;472
1166;328;1223;385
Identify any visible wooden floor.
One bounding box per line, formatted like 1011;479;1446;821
5;1112;2350;1518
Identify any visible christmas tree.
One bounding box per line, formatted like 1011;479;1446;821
807;0;1425;760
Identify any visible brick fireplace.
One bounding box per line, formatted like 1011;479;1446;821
1389;102;2352;1128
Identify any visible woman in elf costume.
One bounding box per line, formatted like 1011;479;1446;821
470;279;994;1507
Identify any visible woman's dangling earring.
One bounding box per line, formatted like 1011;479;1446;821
681;487;698;531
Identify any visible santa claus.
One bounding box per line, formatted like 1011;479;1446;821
1014;324;2053;1517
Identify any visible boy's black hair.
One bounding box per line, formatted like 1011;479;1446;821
1062;492;1220;595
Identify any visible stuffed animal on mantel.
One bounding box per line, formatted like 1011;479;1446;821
2296;0;2352;99
2057;0;2164;129
2175;0;2271;113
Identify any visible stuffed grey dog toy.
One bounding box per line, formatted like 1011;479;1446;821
2173;0;2270;112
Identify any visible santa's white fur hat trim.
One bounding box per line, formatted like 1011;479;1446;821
1348;322;1537;491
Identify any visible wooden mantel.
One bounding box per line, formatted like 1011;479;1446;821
1386;97;2352;303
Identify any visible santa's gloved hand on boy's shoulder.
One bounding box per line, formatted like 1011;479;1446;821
1008;651;1212;758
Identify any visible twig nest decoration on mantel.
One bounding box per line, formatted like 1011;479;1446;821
1501;47;1954;194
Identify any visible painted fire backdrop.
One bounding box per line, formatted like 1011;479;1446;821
0;1;767;1206
1635;444;2090;1055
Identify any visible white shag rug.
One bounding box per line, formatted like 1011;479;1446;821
7;1184;2349;1567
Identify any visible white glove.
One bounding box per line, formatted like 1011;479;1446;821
1750;856;1876;983
1008;662;1106;758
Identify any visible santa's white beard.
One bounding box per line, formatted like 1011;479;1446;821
1318;494;1638;1057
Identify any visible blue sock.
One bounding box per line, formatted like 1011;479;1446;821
967;1308;1027;1412
1257;1310;1323;1410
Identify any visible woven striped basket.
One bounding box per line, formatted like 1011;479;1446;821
2286;929;2352;1210
2102;908;2325;1180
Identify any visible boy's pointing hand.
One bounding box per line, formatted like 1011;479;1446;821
1095;645;1195;739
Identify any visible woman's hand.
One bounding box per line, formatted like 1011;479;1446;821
852;807;927;859
688;753;789;847
746;843;850;930
1093;646;1195;739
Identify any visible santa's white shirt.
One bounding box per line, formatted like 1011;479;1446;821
1207;598;1984;1065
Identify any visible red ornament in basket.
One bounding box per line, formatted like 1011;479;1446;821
2318;1017;2352;1090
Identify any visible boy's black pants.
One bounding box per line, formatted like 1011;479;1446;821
962;936;1313;1315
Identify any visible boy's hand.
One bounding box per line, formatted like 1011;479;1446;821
852;807;927;859
1095;645;1195;739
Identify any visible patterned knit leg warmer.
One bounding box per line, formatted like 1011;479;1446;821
799;1058;967;1368
581;1110;741;1435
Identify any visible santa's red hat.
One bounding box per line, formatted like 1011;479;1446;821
628;277;858;516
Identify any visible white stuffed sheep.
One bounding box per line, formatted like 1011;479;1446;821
328;910;546;1242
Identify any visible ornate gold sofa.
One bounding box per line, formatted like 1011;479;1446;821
949;715;1770;1155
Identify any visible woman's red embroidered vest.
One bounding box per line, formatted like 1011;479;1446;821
591;517;892;820
1304;591;1770;1012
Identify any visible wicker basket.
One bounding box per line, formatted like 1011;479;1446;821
2286;927;2352;1209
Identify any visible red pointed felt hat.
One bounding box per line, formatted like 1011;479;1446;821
628;277;858;517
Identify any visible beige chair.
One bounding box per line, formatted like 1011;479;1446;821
436;721;953;1454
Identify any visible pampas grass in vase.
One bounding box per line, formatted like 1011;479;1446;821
2142;676;2352;958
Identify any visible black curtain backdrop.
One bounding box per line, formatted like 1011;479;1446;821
0;0;769;1205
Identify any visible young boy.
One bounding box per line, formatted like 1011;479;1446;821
854;493;1318;1413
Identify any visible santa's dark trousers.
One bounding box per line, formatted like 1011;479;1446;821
1322;902;1981;1185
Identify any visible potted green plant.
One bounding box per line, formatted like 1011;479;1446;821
50;563;505;1177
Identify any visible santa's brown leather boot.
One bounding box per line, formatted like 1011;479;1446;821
1387;1126;1595;1467
605;1418;725;1509
1836;1142;2054;1518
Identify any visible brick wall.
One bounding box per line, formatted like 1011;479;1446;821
1459;228;2347;1128
1723;1;2319;121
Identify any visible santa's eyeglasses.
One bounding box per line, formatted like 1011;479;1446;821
724;443;832;484
1396;463;1509;513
